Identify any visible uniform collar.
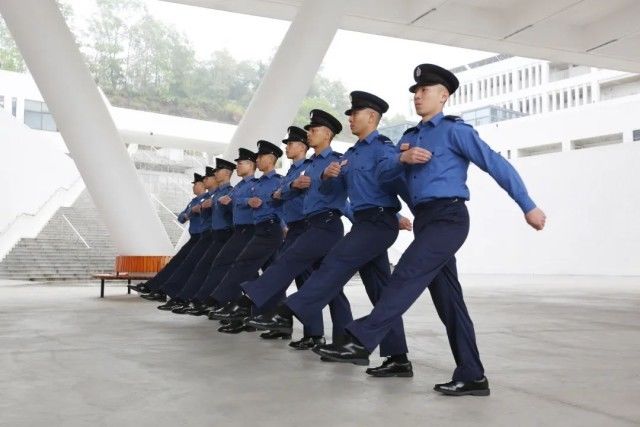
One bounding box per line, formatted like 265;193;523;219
260;169;276;179
242;174;255;182
218;182;231;190
356;129;379;145
313;146;334;159
418;111;444;129
292;158;306;168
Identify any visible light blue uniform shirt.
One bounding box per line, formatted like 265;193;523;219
210;182;234;230
231;175;257;226
326;130;400;213
250;169;284;223
278;158;307;224
178;195;205;234
377;112;536;213
283;147;347;217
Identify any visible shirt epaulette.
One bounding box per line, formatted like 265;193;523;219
375;134;394;145
402;126;419;136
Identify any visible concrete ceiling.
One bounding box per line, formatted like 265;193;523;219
163;0;640;72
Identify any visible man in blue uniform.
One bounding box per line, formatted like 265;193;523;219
170;158;237;314
256;126;312;340
187;149;259;314
314;64;547;396
208;140;287;334
131;172;207;297
141;168;217;302
241;113;353;348
249;93;412;376
155;166;219;309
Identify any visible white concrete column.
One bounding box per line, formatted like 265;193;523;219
541;62;550;85
537;64;542;85
591;80;601;103
0;0;173;255
223;0;345;160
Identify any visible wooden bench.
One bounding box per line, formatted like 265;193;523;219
92;255;171;298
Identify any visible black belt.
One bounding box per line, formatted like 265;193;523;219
353;206;398;220
414;198;463;211
255;218;278;227
306;209;341;223
212;227;233;233
286;219;306;228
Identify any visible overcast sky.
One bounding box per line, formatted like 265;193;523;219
67;0;494;119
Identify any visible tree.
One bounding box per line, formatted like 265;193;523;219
1;0;352;130
0;18;25;72
0;1;75;73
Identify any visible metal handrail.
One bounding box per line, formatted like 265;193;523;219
0;177;84;236
61;214;91;248
150;193;186;232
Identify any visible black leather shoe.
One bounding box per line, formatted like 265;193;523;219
312;337;370;366
289;336;325;350
141;292;166;302
245;314;292;334
209;303;249;320
208;303;230;320
366;358;413;377
217;320;257;334
186;305;211;316
434;376;490;396
157;299;184;311
320;356;336;363
171;304;193;314
129;283;150;293
260;330;292;340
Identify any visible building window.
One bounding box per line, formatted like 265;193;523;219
0;95;4;109
633;129;640;141
572;133;623;150
24;99;58;131
12;97;17;116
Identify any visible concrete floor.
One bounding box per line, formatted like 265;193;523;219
0;276;639;427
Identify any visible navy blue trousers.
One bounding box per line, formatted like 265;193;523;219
173;228;233;302
242;211;352;339
146;233;200;292
211;219;284;305
286;208;408;357
346;199;485;382
269;220;311;302
161;230;214;298
194;224;255;304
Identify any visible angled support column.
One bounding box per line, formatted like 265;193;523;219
223;0;345;159
0;0;173;255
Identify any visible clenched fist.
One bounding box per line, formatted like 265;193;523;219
292;175;311;189
248;197;263;208
398;215;413;231
400;147;432;164
323;160;347;179
218;195;232;205
525;207;546;231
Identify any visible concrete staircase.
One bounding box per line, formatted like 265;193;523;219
0;150;207;281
